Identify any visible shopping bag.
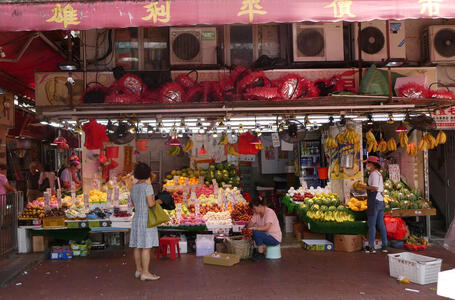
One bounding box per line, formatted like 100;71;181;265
147;203;170;228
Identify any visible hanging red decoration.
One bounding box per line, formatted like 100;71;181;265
105;85;139;104
300;79;320;98
398;83;428;98
199;145;208;155
229;65;248;84
428;89;455;99
243;87;279;100
82;119;109;150
140;88;161;103
237;71;269;93
160;82;185;103
184;85;204;103
175;71;197;90
276;74;303;100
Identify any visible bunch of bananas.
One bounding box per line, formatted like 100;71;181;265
306;210;355;222
377;138;388;152
167;146;181;156
436;130;447;145
406;142;418;156
406;235;429;246
182;140;194;152
218;134;229;145
335;132;345;144
398;132;408;148
423;133;438;150
365;130;378;153
226;144;240;156
325;135;338;150
387;137;398;151
344;128;360;145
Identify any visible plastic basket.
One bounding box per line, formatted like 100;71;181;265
388;252;442;285
226;237;252;260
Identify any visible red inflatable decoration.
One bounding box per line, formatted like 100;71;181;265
160;82;185;103
398;83;428;98
243;87;279;100
117;74;146;98
300;79;320;98
275;74;303;100
175;71;197;90
428;89;455;99
237;71;269;93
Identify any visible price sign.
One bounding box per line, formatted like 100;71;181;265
107;189;113;207
389;164;401;183
56;189;62;208
432;107;455;129
239;155;255;162
70;182;76;201
299;177;308;189
195;198;200;216
83;193;89;208
44;192;50;211
113;186;120;207
271;132;281;148
92;177;100;190
176;203;182;220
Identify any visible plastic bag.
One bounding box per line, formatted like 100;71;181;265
359;64;405;96
443;217;455;253
384;214;407;240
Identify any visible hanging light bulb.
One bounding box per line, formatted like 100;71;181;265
304;115;311;127
179;118;186;129
212;131;218;138
329;116;334;126
238;124;244;134
387;114;394;124
157;121;164;133
367;114;374;125
403;113;411;124
147;124;155;134
254;123;262;136
198;126;205;134
278;122;285;132
217;118;226;128
177;130;184;138
395;122;408;133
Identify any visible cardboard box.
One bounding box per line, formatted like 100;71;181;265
302;231;326;240
301;239;334;251
334;234;363;252
203;252;240;267
32;236;48;252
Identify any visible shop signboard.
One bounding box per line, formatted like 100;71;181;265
1;0;454;32
433;107;455;129
271;133;281;148
389;164;401;183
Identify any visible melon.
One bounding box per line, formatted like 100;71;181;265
320;205;328;212
322;198;331;206
311;204;320;211
337;205;345;212
328;206;337;212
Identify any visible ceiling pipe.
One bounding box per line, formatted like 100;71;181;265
38;32;67;59
42;104;416;117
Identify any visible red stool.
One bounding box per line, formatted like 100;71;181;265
157;237;181;260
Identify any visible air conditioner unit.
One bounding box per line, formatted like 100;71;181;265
292;22;344;62
425;25;455;63
353;20;406;62
170;27;217;65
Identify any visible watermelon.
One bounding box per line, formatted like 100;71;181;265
307;199;314;206
322;198;331;206
331;198;340;207
320;205;328;212
311;204;320;211
328;206;337;212
337;205;345;211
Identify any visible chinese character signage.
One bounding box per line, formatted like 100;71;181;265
433;107;455;129
389;164;400;183
0;0;454;31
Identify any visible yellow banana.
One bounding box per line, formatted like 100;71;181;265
227;144;240;156
399;132;408;148
183;140;194;152
336;132;345;144
218;134;229;145
418;139;428;151
436;130;447;145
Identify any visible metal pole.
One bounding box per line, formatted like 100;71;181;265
423;149;431;240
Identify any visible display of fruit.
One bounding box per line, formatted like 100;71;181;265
88;208;112;219
203;162;239;187
301;195;354;223
113;211;132;218
45;208;66;217
292;192;314;202
20;202;45;219
352;181;365;191
335;132;345;144
203;211;232;226
385;180;431;210
343;128;361;145
89;189;107;203
196;185;214;198
230;202;253;222
377;138;388;152
172;190;184;204
65;206;89;219
347;197;367;212
325;135;338;150
423;133;437;150
241;227;253;240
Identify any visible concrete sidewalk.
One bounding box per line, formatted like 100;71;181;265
0;253;44;288
0;245;453;300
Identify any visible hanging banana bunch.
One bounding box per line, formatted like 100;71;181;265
365;130;378;153
423;133;437;150
406;142;418;156
183;140;194;152
387;137;397;151
436;130;447;145
377;138;388;152
398;132;408;148
325;135;338;150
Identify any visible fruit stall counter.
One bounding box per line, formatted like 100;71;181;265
388;208;436;217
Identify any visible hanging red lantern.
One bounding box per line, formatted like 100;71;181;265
160;82;185;103
398;83;428;98
276;74;303;100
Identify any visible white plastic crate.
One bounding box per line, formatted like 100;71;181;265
388;252;442;285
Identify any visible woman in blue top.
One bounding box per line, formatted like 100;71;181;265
130;162;162;281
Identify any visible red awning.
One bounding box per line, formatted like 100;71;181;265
0;32;64;98
0;0;454;31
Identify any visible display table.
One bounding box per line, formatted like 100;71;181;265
388;208;436;217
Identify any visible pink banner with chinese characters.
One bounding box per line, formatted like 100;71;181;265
0;0;454;31
433;107;455;129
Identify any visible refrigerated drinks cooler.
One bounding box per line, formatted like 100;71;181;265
297;140;321;188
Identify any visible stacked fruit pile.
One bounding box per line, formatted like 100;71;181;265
163;168;201;187
203;211;232;226
291;191;314;202
89;189;107;203
385;180;431;209
347;197;367;212
19;202;45;219
230;202;253;222
45;208;66;217
65;206;90;219
204;162;240;187
300;192;355;223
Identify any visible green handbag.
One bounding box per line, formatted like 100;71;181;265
147;203;170;228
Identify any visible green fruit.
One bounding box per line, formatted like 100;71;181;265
322;198;330;206
320;205;328;212
328;206;336;212
311;204;320;211
167;175;173;180
337;205;345;211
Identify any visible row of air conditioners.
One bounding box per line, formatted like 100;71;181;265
167;23;455;66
